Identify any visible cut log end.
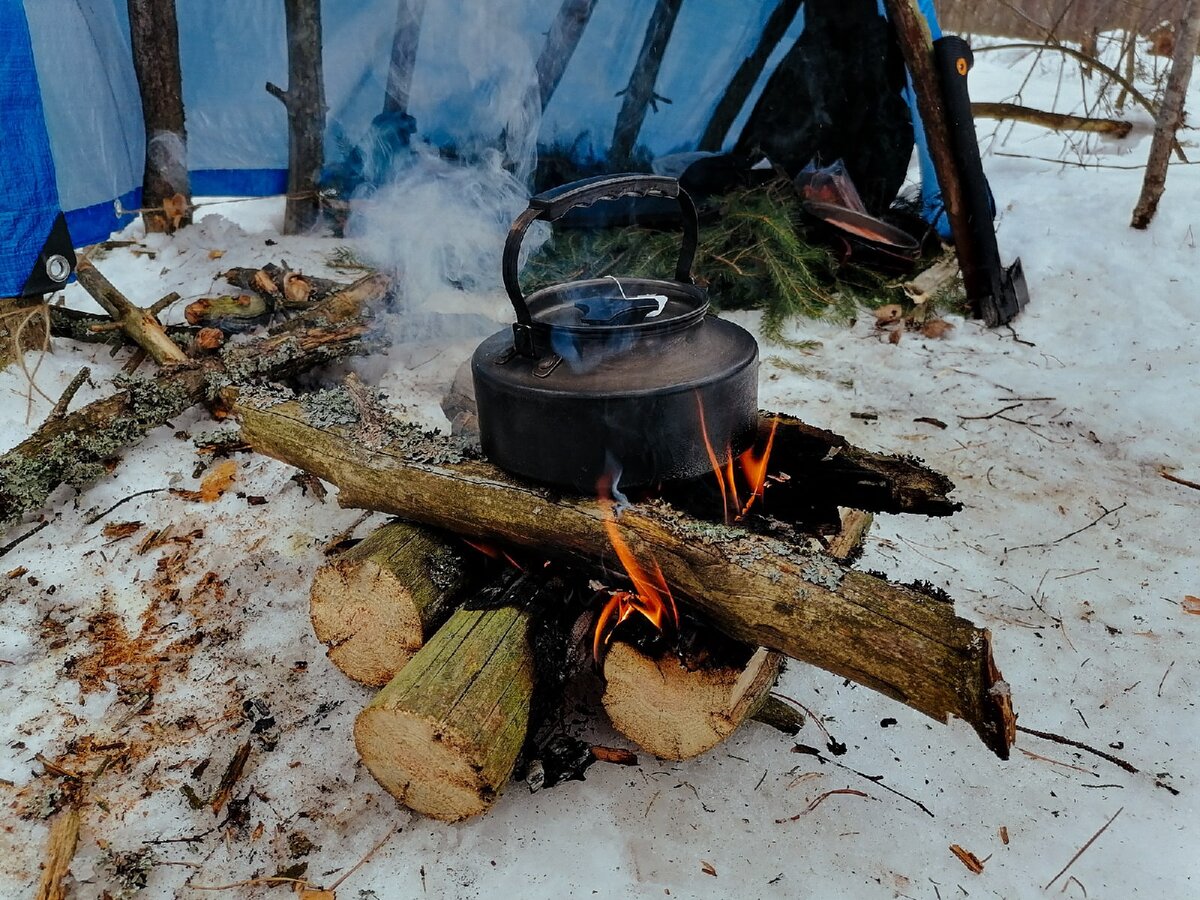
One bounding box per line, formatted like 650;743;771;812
603;643;783;760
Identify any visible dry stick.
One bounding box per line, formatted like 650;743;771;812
47;368;90;422
970;102;1132;136
1131;0;1200;228
0;520;50;559
1159;469;1200;491
1007;502;1127;553
1043;807;1124;891
83;488;168;525
974;42;1186;161
1016;725;1137;774
995;150;1200;170
74;259;188;366
326;826;398;891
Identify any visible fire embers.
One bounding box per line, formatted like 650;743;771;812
592;475;679;664
697;393;779;524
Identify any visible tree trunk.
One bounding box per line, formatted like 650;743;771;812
354;572;551;821
1131;0;1200;229
311;521;481;686
0;274;389;528
237;396;1016;758
267;0;327;234
698;0;802;151
610;0;685;165
383;0;426;115
127;0;191;233
880;1;975;291
536;0;599;109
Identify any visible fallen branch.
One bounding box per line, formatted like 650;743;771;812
238;395;1015;757
971;101;1132;136
0;274;389;528
74;259;188;366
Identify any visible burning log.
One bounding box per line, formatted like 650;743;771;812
310;521;482;686
237;393;1015;757
603;643;782;760
600;508;870;759
354;571;555;822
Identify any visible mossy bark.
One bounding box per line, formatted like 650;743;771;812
354;602;535;821
311;521;478;686
238;399;1015;758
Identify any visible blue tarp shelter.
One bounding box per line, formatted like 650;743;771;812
0;0;945;298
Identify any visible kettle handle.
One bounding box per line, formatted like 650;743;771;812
501;174;700;345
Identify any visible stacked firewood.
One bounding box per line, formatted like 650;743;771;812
237;371;1016;823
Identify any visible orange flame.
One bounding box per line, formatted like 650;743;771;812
463;538;524;571
696;393;780;523
592;479;679;663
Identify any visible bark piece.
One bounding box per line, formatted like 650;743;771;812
34;805;81;900
237;398;1015;757
354;592;538;821
267;0;327;234
127;0;191;233
603;644;783;760
311;522;478;686
1131;0;1200;229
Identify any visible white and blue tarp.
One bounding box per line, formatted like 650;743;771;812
1;0;946;298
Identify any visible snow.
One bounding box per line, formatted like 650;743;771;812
2;40;1199;900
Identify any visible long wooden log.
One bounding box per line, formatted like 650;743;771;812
311;521;480;686
0;275;388;528
355;572;548;821
238;394;1016;757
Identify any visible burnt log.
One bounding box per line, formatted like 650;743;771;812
237;393;1015;758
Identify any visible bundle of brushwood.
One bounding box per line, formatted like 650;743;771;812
240;374;1015;823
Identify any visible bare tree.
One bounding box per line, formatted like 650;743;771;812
383;0;427;116
536;0;599;109
267;0;327;234
1131;0;1200;229
610;0;685;165
698;0;802;151
127;0;191;233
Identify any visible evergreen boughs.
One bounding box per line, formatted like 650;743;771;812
524;181;915;343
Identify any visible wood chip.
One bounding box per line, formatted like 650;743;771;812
207;249;226;260
999;825;1010;845
920;318;955;339
211;741;251;815
950;844;985;874
874;304;903;324
590;746;638;766
6;566;28;579
171;460;238;503
101;521;142;541
1182;595;1200;615
700;860;717;877
914;416;948;429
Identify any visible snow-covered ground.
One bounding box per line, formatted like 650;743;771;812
2;41;1198;899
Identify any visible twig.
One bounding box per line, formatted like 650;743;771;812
831;762;934;818
1157;660;1175;697
1007;502;1127;552
806;788;868;813
1159;469;1200;491
1016;725;1137;774
1043;807;1123;891
189;876;310;891
1020;747;1097;776
959;402;1024;421
327;826;398;891
48;367;91;422
149;292;181;316
83;488;167;525
0;519;50;559
994;151;1200;170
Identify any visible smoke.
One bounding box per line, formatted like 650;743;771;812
347;2;548;343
